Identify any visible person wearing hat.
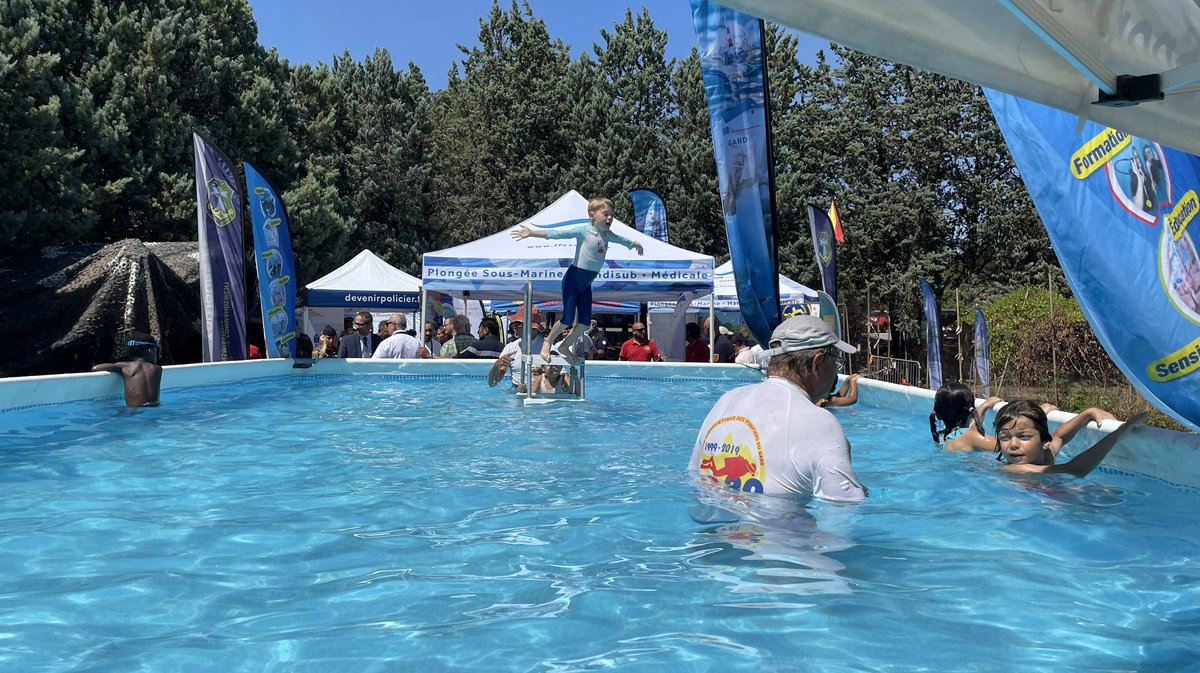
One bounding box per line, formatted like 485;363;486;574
488;305;546;390
713;325;735;363
689;315;866;503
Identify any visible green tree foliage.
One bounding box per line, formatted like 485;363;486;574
1;0;1061;348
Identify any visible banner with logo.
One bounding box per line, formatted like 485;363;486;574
974;306;990;396
630;189;669;243
807;204;838;304
243;162;297;358
920;276;942;390
193;131;247;362
690;0;781;346
986;90;1200;431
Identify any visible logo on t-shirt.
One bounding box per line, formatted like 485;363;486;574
697;415;765;494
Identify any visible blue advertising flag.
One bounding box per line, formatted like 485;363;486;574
920;277;943;390
974;306;990;396
806;204;838;304
986;90;1200;431
244;162;298;358
690;0;781;346
629;189;669;243
193;131;247;362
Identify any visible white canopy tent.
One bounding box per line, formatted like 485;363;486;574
302;249;422;339
649;261;819;313
728;0;1200;156
421;190;715;361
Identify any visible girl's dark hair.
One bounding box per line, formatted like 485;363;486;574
929;383;979;443
992;399;1052;444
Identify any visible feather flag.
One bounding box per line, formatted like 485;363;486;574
828;198;845;244
690;0;782;346
920;276;943;390
244;162;298;358
629;189;669;243
193;131;247;362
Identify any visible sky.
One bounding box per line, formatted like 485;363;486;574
246;0;828;90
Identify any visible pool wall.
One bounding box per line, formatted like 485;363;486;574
3;360;1197;489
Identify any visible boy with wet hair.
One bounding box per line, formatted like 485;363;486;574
511;196;644;365
92;331;163;407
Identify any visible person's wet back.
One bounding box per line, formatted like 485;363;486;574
92;333;163;407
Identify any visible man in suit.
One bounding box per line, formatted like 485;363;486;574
338;311;383;358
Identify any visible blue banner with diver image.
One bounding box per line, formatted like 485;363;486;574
690;0;781;347
244;162;297;358
986;90;1200;431
630;189;669;243
920;276;942;391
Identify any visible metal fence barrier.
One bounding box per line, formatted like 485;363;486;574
866;356;923;387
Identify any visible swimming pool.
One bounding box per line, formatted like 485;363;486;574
2;369;1199;671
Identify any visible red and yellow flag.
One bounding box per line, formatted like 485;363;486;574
828;198;845;244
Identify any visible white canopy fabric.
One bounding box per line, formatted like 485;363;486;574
305;249;421;308
422;191;715;302
728;0;1200;155
648;261;817;313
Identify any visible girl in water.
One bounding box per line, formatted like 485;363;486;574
511;196;644;365
930;383;1116;459
994;400;1144;477
929;383;1005;452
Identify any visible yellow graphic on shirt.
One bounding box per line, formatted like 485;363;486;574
698;416;766;493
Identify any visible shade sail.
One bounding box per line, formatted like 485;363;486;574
727;0;1200;155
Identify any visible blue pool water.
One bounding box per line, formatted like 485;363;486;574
2;374;1199;672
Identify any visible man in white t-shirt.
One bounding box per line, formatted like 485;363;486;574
372;314;423;359
689;315;866;503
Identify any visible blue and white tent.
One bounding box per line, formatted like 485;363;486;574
421;191;714;303
648;260;818;313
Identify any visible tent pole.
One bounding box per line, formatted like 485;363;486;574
523;282;533;396
419;290;427;356
708;302;715;362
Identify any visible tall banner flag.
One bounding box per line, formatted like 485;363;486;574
630;189;669;243
806;204;838;303
193;131;247;362
828;198;845;244
243;162;297;358
690;0;782;346
920;276;943;390
986;90;1200;431
974;306;990;396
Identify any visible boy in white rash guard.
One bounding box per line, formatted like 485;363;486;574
511;196;644;364
689;315;867;503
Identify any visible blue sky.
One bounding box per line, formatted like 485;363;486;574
247;0;827;90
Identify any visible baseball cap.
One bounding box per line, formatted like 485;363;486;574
760;315;856;358
718;325;733;336
509;305;543;327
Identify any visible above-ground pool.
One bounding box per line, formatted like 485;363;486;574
2;368;1199;672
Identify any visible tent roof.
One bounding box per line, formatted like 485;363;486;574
651;261;817;312
727;0;1200;155
422;191;714;301
307;249;421;293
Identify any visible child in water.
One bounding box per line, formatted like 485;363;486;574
511;196;644;365
930;383;1116;459
994;400;1144;477
929;383;1005;452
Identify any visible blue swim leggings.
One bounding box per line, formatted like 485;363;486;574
560;265;598;326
